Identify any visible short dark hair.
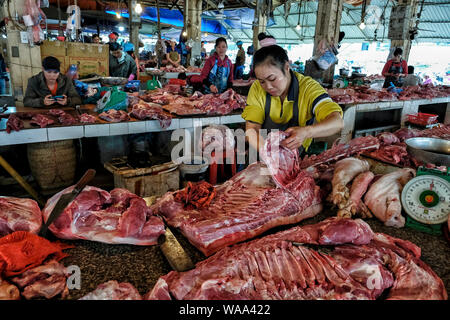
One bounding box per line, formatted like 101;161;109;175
215;37;227;48
393;48;403;57
109;42;121;51
112;32;119;37
408;65;414;74
42;56;60;71
92;33;99;39
253;45;289;75
257;32;266;41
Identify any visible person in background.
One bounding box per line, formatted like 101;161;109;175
258;32;277;48
108;32;119;44
198;37;234;94
155;37;167;67
201;41;207;60
242;45;343;155
382;47;408;88
177;33;189;67
234;40;246;80
23;56;81;108
123;42;140;79
92;34;101;44
109;42;137;80
166;38;181;67
403;66;422;87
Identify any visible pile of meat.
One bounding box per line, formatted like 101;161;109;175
147;217;447;300
150;161;323;256
140;88;246;116
0;231;73;300
326;157;415;228
5;114;24;133
326;84;450;105
98;109;130;123
48;109;77;126
160;65;189;73
128;97;172;129
363;125;450;167
42;186;165;245
0;197;42;236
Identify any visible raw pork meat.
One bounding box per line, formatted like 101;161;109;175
364;168;416;228
300;136;379;169
329;158;370;207
337;171;375;218
129;100;172;129
41;186;165;245
57;112;77;126
78;113;96;123
98;109;130;122
376;132;400;145
146;217;447;300
30;113;54;128
10;260;69;300
48;109;66;117
5;114;24;133
0;197;42;236
79;280;142;300
150;162;323;256
0;278;20;300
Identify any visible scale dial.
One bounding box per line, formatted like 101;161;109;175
401;175;450;225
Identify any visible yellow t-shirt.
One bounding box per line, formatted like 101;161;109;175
241;71;343;150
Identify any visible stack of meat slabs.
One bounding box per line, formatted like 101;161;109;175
150;162;323;256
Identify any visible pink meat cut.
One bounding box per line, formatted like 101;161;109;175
364;168;416;228
6;114;24;133
146;217;447;300
10;260;69;299
79;280;142;300
0;197;42;236
150;162;323;256
42;186;165;245
329;157;370;207
337;171;375;218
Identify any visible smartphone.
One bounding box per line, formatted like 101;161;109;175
52;95;64;100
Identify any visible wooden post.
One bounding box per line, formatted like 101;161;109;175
388;0;419;62
253;0;268;51
312;0;343;84
1;0;42;106
128;0;141;58
185;0;202;65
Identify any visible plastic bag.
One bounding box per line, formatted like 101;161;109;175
95;86;128;113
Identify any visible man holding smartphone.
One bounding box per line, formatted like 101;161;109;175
23;56;82;108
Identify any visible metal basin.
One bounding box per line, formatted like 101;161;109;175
405;137;450;167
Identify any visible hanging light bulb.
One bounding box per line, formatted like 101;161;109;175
135;3;143;14
116;11;121;19
359;21;366;30
182;31;187;37
118;25;125;32
296;24;301;30
204;32;208;37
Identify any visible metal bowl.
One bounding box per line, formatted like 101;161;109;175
100;77;128;86
405;137;450;166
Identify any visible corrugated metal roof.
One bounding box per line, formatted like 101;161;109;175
225;0;450;44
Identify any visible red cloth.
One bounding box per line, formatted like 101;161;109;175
0;231;73;277
382;59;408;76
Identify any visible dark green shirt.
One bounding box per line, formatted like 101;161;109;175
109;52;137;79
23;72;82;108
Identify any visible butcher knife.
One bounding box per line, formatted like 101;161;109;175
39;169;96;237
158;225;195;272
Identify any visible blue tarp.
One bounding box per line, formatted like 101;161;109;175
106;7;275;34
106;7;227;35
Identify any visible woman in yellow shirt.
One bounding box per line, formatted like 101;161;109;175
242;45;343;155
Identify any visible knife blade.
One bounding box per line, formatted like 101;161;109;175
158;225;194;272
39;169;96;237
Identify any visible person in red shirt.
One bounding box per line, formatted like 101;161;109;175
382;47;408;88
198;37;234;94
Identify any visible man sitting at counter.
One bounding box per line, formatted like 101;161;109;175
23;56;82;108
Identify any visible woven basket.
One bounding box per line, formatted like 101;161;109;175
27;140;76;190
